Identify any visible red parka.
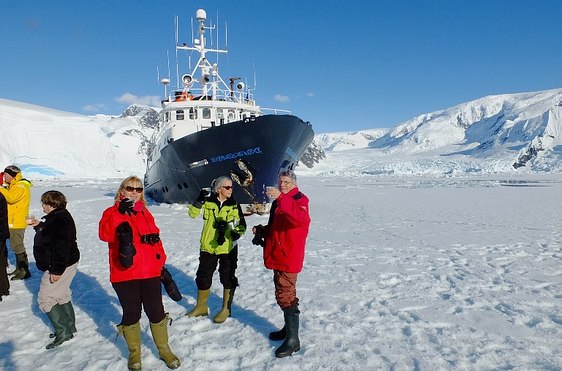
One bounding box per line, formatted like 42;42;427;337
99;200;166;283
263;187;310;273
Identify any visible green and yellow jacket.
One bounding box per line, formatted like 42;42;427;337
188;194;246;255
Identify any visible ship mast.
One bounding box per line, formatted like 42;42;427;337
176;9;228;100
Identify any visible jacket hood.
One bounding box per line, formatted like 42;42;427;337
10;172;32;187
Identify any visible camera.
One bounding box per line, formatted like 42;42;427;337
141;233;160;244
215;220;228;245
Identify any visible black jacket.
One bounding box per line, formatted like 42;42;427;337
0;193;8;240
33;208;80;275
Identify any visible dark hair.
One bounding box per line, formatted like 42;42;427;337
41;190;67;209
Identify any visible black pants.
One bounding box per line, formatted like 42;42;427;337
195;245;238;290
0;240;9;296
112;277;165;326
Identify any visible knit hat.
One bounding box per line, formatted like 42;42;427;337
3;166;20;177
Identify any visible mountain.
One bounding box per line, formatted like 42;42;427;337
1;88;562;180
309;88;562;176
315;129;389;151
0;99;152;178
0;99;324;179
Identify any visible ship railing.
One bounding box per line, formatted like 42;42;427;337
261;107;291;115
166;86;254;104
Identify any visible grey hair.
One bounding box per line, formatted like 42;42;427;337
212;176;232;193
279;169;297;182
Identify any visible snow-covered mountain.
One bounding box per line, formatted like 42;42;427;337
0;99;156;178
309;88;562;176
1;88;562;180
315;129;389;151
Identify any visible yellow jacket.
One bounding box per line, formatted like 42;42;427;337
0;172;32;229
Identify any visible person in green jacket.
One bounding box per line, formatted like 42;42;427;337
187;176;246;323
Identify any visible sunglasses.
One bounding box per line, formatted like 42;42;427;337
124;186;144;193
221;185;233;190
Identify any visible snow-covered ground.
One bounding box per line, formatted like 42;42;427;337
1;173;561;370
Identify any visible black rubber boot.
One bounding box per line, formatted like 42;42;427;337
275;305;300;358
0;243;9;297
11;253;31;280
269;326;286;340
7;258;21;276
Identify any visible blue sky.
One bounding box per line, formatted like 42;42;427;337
2;1;562;133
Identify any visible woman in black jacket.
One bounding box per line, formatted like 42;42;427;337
0;192;9;300
28;190;80;349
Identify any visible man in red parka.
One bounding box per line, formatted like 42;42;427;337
253;169;310;358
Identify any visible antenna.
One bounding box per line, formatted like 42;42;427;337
215;11;218;62
166;49;171;84
175;16;180;89
225;21;228;49
189;15;194;70
158;65;171;98
253;63;257;91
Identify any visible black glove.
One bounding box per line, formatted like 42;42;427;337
196;189;209;202
231;231;241;241
118;198;134;215
215;220;227;245
116;222;136;268
193;189;209;208
252;225;265;247
160;267;182;302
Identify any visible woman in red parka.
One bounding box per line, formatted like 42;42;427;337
99;176;179;371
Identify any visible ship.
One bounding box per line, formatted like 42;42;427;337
144;9;315;214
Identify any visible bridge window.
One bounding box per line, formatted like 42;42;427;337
227;110;235;122
176;110;184;120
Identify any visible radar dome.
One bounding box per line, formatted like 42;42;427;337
196;9;207;21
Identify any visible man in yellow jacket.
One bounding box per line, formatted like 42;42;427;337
1;165;32;280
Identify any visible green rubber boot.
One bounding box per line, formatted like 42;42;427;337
186;289;210;317
49;301;77;339
213;288;234;324
150;314;180;369
117;322;142;371
46;303;74;349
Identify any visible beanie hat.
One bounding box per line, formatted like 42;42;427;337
3;166;20;177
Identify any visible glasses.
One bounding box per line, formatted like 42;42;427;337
221;185;233;190
124;186;144;193
278;180;293;185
